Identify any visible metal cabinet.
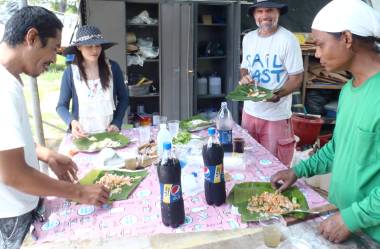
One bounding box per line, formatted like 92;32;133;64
83;0;241;122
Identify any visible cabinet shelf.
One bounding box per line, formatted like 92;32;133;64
127;23;158;27
145;58;159;62
306;84;343;90
198;23;226;27
129;93;159;98
198;56;226;60
197;94;226;99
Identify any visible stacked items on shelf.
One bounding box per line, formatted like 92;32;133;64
195;4;229;116
126;11;159;67
307;63;350;86
293;32;316;53
126;4;160;122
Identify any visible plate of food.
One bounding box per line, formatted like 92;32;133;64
227;182;309;222
226;85;273;102
180;115;215;132
73;132;130;152
79;169;148;201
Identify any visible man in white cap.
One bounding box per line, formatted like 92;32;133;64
271;0;380;244
239;0;303;167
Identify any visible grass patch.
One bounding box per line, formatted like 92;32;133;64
23;54;67;149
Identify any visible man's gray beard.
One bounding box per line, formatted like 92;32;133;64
256;16;279;33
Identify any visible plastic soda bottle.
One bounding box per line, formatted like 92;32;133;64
202;127;226;206
216;102;233;152
157;142;185;228
157;123;172;157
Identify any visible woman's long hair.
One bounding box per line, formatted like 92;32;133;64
72;47;111;89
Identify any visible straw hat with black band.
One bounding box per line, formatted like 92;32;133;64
63;25;117;55
247;0;288;16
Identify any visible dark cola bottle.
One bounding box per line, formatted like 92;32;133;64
202;127;226;206
157;142;185;228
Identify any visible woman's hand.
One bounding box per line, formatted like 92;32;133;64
107;124;120;133
71;120;87;138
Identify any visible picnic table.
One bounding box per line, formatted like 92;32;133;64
23;124;380;249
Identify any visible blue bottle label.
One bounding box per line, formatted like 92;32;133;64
204;164;224;183
218;130;232;145
160;184;182;204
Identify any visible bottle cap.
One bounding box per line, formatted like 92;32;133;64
208;127;216;135
221;102;227;107
163;142;172;150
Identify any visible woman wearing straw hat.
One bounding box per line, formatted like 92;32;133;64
57;25;129;138
271;0;380;244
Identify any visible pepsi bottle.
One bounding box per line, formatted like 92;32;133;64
157;142;185;228
202;127;226;206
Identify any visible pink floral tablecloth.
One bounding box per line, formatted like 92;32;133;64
32;125;329;243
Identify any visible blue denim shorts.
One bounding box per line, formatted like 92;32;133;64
0;211;34;249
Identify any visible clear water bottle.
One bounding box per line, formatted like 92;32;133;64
216;102;233;152
157;123;172;157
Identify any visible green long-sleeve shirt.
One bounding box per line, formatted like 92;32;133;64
294;72;380;243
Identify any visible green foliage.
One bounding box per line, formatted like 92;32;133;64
179;115;214;132
79;169;148;201
73;132;130;152
227;182;309;222
227;85;273;102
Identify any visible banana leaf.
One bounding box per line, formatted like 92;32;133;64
226;85;273;102
73;132;130;152
180;115;214;132
227;182;309;222
79;169;148;201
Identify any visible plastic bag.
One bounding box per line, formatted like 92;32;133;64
129;10;158;25
139;46;159;59
127;54;144;67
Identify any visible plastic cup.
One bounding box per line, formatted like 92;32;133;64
233;137;245;153
159;116;168;124
168;120;180;138
259;214;285;248
138;125;151;145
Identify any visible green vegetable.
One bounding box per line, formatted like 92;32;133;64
172;131;192;145
227;182;309;222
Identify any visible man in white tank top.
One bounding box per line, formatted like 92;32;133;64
240;0;304;166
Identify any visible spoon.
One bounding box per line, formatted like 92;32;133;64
287;209;321;215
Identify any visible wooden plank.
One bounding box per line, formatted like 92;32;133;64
150;228;263;249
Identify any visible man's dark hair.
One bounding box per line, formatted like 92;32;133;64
2;6;63;47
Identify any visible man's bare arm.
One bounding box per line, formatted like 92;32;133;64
0;148;109;206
